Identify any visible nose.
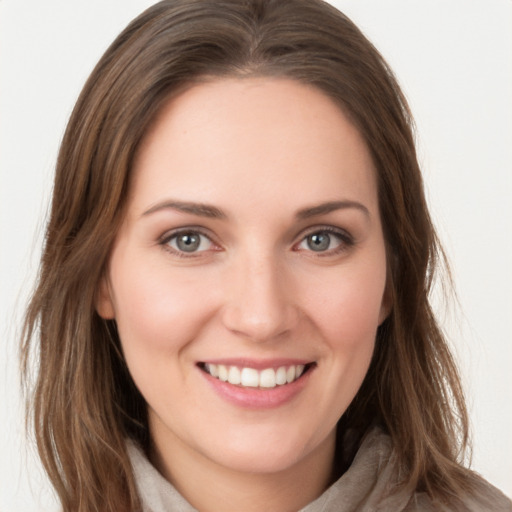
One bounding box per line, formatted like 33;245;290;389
220;252;299;342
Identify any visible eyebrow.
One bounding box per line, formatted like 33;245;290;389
295;200;370;220
142;200;227;219
141;199;369;220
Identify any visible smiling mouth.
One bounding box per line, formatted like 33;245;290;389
198;362;315;389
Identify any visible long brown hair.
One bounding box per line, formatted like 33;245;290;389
22;1;473;510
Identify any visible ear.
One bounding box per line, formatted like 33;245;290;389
378;278;393;325
95;273;116;319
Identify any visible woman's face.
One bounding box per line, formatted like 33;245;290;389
97;78;389;477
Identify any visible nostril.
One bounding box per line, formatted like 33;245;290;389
221;304;300;343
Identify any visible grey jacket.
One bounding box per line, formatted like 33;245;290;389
128;428;512;511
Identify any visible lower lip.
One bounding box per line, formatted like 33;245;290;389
200;367;313;409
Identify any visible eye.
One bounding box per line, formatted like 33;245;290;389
296;228;353;254
164;230;214;254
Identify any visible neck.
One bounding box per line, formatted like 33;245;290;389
149;427;336;512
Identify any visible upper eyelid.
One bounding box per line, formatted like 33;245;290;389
297;224;353;240
159;226;216;244
159;228;219;258
293;226;355;253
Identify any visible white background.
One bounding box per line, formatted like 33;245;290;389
1;1;511;510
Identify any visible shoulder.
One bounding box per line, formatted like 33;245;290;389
406;486;512;512
362;428;512;512
302;427;512;512
405;478;512;512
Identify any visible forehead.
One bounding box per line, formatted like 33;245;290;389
128;78;378;218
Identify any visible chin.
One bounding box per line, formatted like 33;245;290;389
209;446;306;475
198;425;333;475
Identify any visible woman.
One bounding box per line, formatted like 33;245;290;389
20;0;512;511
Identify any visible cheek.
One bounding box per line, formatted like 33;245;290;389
109;258;212;357
304;261;387;348
109;262;217;405
291;263;385;439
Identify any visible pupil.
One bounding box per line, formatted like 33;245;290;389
177;233;200;252
308;233;330;251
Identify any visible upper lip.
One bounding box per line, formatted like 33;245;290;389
198;358;314;370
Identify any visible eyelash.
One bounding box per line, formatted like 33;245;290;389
294;226;355;256
159;226;355;258
159;227;218;258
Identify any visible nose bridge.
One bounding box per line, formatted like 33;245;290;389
221;245;298;341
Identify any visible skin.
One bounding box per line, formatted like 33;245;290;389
97;78;390;512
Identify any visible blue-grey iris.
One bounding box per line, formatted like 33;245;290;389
176;233;201;252
307;233;330;251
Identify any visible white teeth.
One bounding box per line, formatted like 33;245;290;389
206;363;219;378
228;366;241;385
276;366;287;385
241;368;259;387
218;364;228;382
259;368;276;388
204;363;308;388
